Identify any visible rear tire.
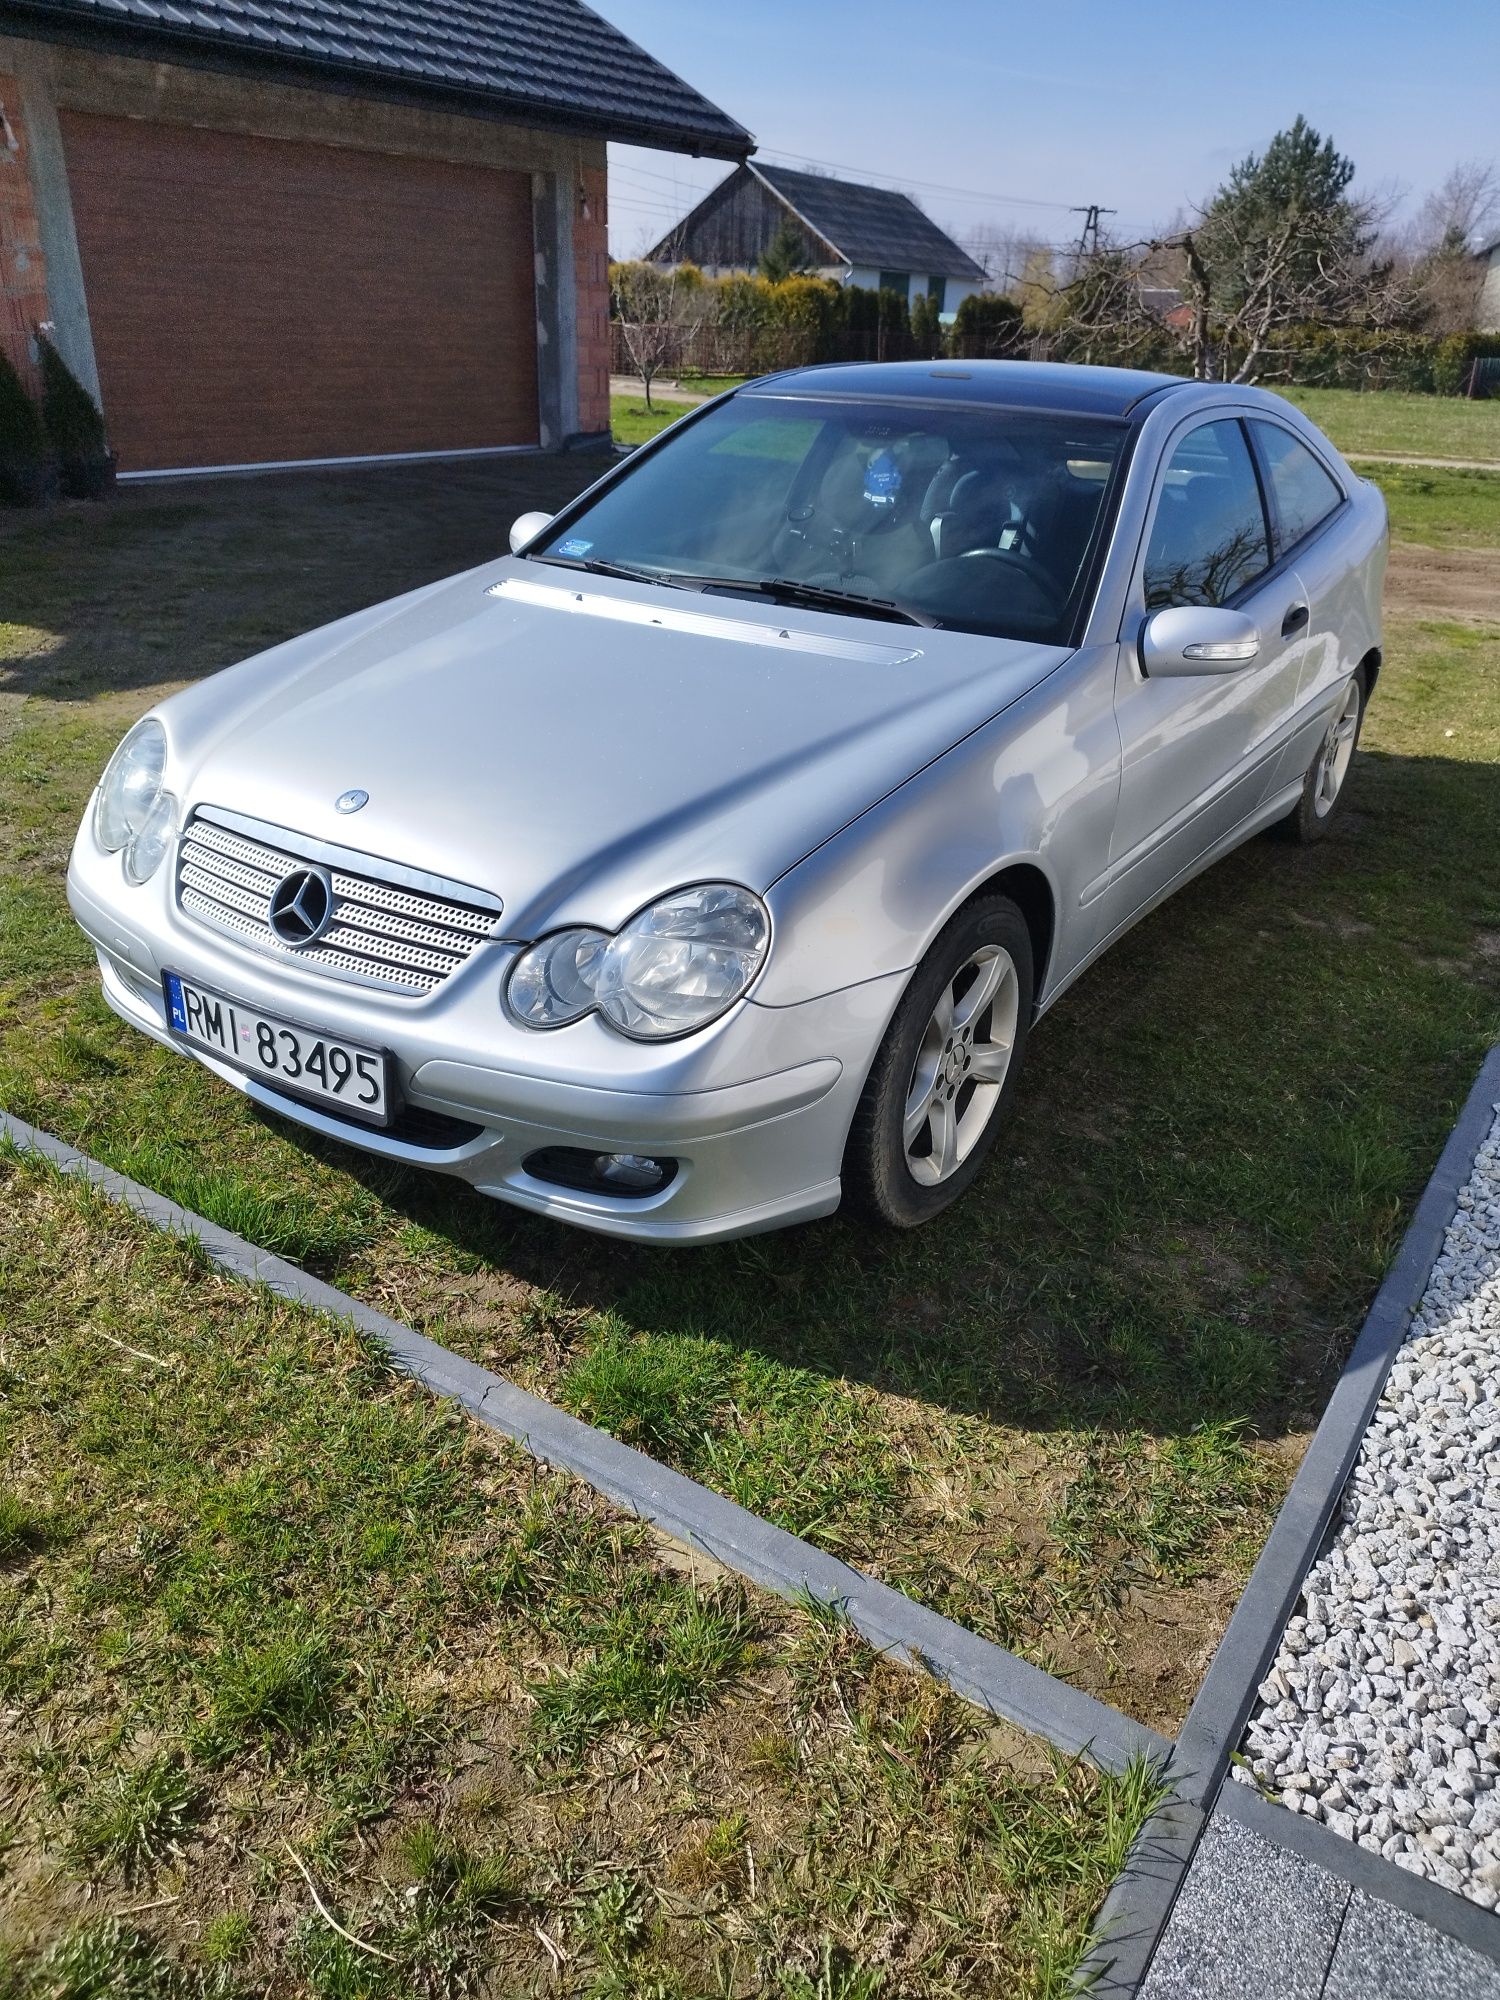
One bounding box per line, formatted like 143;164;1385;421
1280;669;1367;844
844;895;1033;1229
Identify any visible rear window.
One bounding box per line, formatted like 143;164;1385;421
1252;421;1344;555
531;395;1129;646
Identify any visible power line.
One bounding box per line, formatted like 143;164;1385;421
753;146;1081;212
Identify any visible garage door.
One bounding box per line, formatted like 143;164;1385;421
60;112;539;472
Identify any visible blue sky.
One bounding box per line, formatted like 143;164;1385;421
604;0;1499;261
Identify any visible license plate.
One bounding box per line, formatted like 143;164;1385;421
162;972;392;1126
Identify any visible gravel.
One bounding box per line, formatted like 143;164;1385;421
1235;1107;1500;1910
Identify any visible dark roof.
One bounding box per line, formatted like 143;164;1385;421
752;164;987;283
743;359;1190;418
7;0;753;156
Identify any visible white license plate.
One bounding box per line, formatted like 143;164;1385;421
163;972;391;1126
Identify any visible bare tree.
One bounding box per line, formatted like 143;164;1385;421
1404;161;1500;333
610;262;704;409
1414;160;1500;256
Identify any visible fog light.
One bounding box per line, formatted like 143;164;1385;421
523;1146;678;1198
596;1152;669;1192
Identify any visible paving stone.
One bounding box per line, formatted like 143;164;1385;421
1139;1817;1347;2000
1322;1890;1500;1999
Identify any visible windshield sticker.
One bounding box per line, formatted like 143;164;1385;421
556;537;594;556
863;451;902;507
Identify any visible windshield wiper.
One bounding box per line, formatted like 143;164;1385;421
530;555;686;587
665;573;939;628
529;558;937;629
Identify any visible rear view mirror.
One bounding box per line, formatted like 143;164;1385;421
509;511;553;555
1140;605;1261;677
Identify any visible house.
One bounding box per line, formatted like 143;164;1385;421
646;162;987;320
1478;238;1500;334
0;0;750;474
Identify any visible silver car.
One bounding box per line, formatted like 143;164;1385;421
69;361;1386;1244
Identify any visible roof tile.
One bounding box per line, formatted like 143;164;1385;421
17;0;752;154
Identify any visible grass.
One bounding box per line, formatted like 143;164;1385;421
610;394;697;447
1277;385;1500;461
1351;462;1500;548
1;442;1499;1753
677;373;754;396
0;1153;1162;1996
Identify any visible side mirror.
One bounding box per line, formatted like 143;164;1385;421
509;510;553;555
1140;605;1261;677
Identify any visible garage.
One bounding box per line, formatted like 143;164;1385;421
2;0;751;478
61;113;540;473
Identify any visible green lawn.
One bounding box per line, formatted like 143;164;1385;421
1352;462;1500;548
1277;385;1500;462
677;374;754;396
0;1152;1159;1997
1;443;1498;1766
611;394;697;447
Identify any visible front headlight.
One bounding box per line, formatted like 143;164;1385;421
507;883;770;1040
94;718;177;882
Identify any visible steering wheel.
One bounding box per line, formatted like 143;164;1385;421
959;545;1069;608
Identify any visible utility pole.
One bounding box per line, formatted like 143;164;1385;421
1070;203;1117;260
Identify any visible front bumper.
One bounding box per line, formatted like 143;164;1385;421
68;832;902;1244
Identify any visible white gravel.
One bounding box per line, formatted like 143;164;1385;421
1234;1105;1500;1910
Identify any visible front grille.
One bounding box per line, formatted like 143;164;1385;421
258;1085;485;1151
176;813;502;996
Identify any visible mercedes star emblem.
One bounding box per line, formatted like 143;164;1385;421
268;866;334;947
335;789;369;814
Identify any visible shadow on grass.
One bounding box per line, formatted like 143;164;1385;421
0;455;604;703
255;742;1500;1456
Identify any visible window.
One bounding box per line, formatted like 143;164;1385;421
927;276;947;313
530;395;1128;646
1252;421;1343;555
878;270;910;297
1143;419;1271;610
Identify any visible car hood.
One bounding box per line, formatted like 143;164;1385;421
162;559;1070;936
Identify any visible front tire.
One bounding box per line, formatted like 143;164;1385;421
844;895;1034;1229
1281;669;1367;843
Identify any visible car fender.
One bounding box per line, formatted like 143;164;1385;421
755;644;1121;1012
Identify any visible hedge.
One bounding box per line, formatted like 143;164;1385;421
611;264;1500;395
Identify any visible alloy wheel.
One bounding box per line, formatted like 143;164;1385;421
903;945;1020;1186
1314;680;1361;818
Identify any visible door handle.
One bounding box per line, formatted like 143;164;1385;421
1281;602;1309;638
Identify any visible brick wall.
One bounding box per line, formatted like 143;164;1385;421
574;160;610;437
0;75;49;386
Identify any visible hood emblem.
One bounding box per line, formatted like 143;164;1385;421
269;866;334;947
335;789;369;814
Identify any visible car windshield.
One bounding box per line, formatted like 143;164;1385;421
528;394;1128;646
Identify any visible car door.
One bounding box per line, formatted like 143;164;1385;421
1100;414;1311;929
1246;417;1354;772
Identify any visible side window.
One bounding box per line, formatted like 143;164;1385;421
1252;422;1343;555
1143;419;1272;610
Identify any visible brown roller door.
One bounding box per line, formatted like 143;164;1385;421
60;112;539;471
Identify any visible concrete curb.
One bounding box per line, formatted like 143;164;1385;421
1075;1041;1500;1992
1;1109;1167;1775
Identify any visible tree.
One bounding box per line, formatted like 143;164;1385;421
759;219;811;283
1049;248;1176;369
910;290;942;359
0;346;49;507
609;261;704;410
950;292;1025;360
1173;118;1412;381
1408;161;1500;334
1015;247;1062;332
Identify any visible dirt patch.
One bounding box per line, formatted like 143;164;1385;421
1385;542;1500;623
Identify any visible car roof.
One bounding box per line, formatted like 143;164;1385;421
742;358;1192;420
